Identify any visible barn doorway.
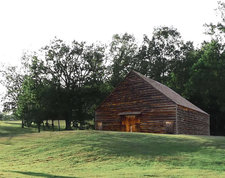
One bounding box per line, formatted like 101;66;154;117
121;115;140;132
165;121;174;134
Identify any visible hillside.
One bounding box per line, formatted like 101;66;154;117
0;121;225;177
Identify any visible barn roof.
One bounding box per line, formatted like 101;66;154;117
133;71;208;115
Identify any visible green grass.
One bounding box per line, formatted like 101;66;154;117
0;121;225;177
0;121;37;137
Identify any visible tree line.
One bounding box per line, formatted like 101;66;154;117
1;2;225;135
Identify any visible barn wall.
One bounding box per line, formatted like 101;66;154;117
177;105;210;135
95;72;177;133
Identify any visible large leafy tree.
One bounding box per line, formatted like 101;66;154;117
196;1;225;135
186;40;225;135
15;76;43;130
27;38;107;130
109;33;139;86
137;26;183;84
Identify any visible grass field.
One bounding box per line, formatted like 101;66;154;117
0;121;225;178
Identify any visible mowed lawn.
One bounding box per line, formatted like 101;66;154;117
0;121;225;178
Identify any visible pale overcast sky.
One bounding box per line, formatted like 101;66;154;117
0;0;219;65
0;0;221;110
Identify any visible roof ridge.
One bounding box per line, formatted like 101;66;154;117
132;70;208;115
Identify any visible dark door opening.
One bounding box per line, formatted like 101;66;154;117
165;121;174;134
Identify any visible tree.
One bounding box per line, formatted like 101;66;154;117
27;38;107;130
15;76;45;130
137;26;183;84
200;1;225;135
186;40;225;135
167;41;196;96
0;65;25;113
109;33;139;86
205;1;225;42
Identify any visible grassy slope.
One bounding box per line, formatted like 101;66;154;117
0;121;225;178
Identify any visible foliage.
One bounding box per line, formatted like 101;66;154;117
12;38;109;130
167;41;196;96
137;26;183;84
186;41;225;135
109;33;139;86
14;76;48;131
205;1;225;42
0;65;25;112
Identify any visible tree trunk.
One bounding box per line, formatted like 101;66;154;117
21;119;24;128
65;119;72;130
46;120;49;129
43;122;45;130
52;119;54;131
37;123;41;133
58;120;60;131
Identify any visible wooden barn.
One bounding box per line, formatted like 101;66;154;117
95;71;210;135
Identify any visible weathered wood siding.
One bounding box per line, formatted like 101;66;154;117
95;72;177;133
177;105;210;135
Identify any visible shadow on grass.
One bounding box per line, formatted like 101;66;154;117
68;131;225;171
9;171;77;178
0;124;37;137
2;121;21;125
78;131;202;157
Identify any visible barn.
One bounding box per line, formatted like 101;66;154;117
95;71;210;135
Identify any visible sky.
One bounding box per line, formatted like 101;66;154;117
0;0;221;110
